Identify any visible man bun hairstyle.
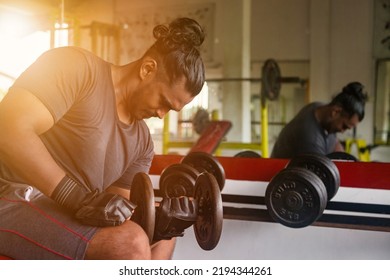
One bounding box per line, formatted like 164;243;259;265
144;17;206;96
153;17;205;52
330;81;368;121
342;82;366;100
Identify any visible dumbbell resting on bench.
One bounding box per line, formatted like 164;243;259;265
265;153;340;228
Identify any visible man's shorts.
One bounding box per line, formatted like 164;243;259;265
0;179;98;259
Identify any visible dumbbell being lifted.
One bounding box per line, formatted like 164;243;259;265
159;163;200;197
181;151;226;191
130;171;223;250
193;172;223;250
159;152;226;197
130;172;156;243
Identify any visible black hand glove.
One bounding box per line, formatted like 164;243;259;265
154;196;198;241
51;175;136;227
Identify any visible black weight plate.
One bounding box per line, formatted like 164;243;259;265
327;151;358;162
265;167;327;228
261;59;281;101
287;153;340;200
194;172;223;251
234;150;262;158
159;170;197;197
192;108;210;134
160;163;200;187
130;172;155;243
182;152;226;191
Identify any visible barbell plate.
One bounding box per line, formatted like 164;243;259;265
159;169;197;198
287;153;340;200
193;172;223;251
261;59;281;101
192;108;210;135
265;167;328;228
182;151;226;191
130;172;155;244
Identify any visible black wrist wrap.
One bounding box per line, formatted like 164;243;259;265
51;175;87;212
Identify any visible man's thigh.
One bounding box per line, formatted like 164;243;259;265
0;182;98;259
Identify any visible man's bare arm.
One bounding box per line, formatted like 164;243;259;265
0;88;65;196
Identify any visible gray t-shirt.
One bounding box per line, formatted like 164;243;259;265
0;47;154;191
271;102;337;158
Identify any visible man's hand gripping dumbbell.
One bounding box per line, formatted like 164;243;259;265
153;196;198;241
130;152;224;251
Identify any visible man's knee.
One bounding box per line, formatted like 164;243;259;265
86;221;151;259
122;222;151;257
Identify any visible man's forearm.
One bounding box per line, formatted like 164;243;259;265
105;185;131;200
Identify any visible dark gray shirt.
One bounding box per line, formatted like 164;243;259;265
271;102;337;158
0;47;154;191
